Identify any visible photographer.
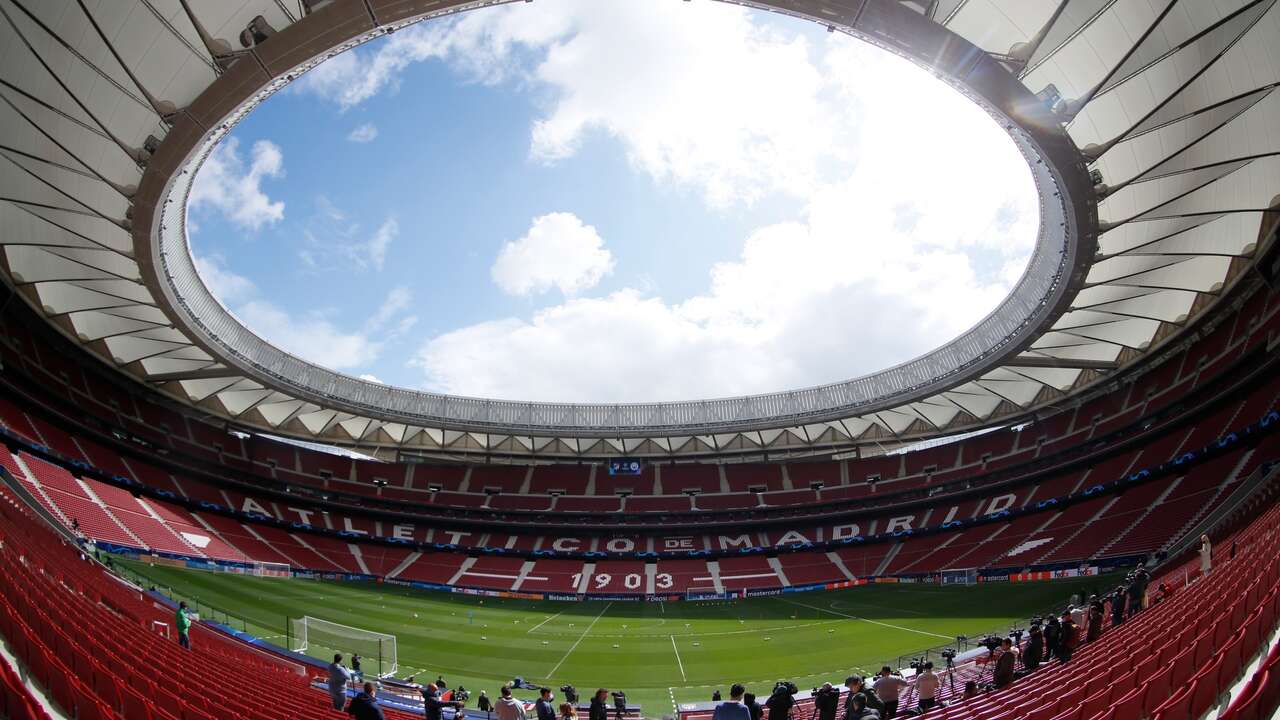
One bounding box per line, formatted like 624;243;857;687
765;682;795;720
914;662;939;712
843;676;883;717
814;683;840;720
992;639;1016;689
1023;624;1043;673
423;683;464;720
743;692;763;720
871;668;907;719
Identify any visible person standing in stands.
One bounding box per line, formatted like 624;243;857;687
1128;568;1149;616
814;683;840;720
1023;624;1043;672
351;653;363;683
347;682;387;720
712;684;751;720
328;654;353;710
424;682;463;720
1200;535;1213;576
589;689;609;720
496;685;528;720
1057;612;1079;663
536;688;557;720
845;694;880;720
1110;586;1126;628
914;662;940;711
1043;615;1061;661
175;601;192;650
843;676;883;717
992;640;1016;689
872;667;908;719
1086;598;1104;643
743;692;763;720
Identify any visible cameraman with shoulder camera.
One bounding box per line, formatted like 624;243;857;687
814;683;840;720
765;682;796;720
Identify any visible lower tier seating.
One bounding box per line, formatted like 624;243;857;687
0;484;417;720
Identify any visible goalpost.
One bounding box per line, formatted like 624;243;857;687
941;568;979;586
252;561;291;578
289;616;398;678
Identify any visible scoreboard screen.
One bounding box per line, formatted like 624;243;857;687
607;459;643;476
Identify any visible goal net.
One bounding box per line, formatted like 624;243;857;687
252;561;291;578
941;568;978;586
289;616;397;677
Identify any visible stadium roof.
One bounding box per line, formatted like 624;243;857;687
1;0;1277;458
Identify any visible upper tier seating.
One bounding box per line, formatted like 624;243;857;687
0;279;1274;533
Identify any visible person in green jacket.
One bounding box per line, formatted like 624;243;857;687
176;601;192;649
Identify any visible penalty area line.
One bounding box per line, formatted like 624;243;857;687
547;602;612;677
670;635;686;682
779;598;951;639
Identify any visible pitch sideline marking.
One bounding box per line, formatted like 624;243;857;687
526;609;566;634
670;635;687;682
779;598;951;639
547;602;613;677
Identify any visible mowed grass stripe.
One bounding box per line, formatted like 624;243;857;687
115;558;1105;713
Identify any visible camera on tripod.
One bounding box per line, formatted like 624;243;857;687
908;657;925;671
1010;626;1025;644
980;635;1002;652
941;648;957;664
454;687;471;703
772;681;798;697
612;691;627;709
560;685;578;704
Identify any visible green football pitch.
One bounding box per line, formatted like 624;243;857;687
114;558;1102;715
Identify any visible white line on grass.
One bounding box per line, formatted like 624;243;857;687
547;602;612;677
780;598;951;639
670;635;687;681
527;609;566;634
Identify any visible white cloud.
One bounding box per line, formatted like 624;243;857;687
193;255;415;372
491;212;614;296
299;200;398;272
364;218;397;271
290;0;1038;401
189;138;285;230
411;9;1038;403
347;123;379;143
359;374;383;383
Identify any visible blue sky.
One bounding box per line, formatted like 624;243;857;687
188;0;1037;403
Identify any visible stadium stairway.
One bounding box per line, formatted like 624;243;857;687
0;484;419;720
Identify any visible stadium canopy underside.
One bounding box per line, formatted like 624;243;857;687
0;0;1278;459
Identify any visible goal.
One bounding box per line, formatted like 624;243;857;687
289;616;397;677
252;561;291;578
941;568;978;586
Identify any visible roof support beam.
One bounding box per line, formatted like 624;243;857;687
1005;357;1119;370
